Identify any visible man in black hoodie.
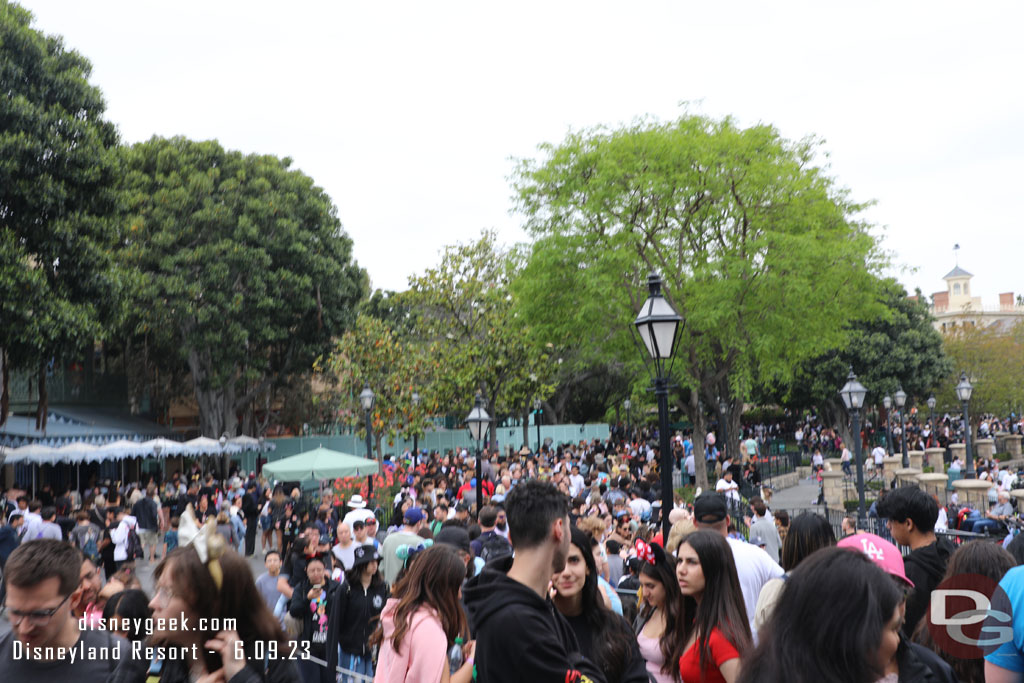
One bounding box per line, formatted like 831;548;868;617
877;484;954;637
463;479;605;683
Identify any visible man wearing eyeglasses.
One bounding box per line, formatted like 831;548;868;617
0;539;133;681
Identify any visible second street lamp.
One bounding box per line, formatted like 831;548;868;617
839;369;869;521
411;391;421;457
623;399;631;442
883;395;893;456
927;394;937;447
894;386;908;468
466;395;492;515
359;384;376;502
534;398;542;454
955;372;975;479
633;272;683;542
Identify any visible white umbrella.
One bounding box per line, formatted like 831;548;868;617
141;437;188;457
4;443;53;465
52;442;100;464
184;436;233;455
96;439;148;462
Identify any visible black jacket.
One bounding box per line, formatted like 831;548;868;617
897;638;958;683
903;538;954;637
326;577;389;659
463;555;606;683
288;577;342;659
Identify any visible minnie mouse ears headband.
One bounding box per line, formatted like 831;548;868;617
396;539;434;563
633;538;668;567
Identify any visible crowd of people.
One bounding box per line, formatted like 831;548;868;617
2;432;1024;682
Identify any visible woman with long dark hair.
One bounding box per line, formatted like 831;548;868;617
737;546;905;683
674;530;751;683
372;544;474;683
551;527;648;683
633;539;685;683
328;545;389;682
753;511;836;633
148;531;299;682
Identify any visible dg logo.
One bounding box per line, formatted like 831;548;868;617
927;573;1014;659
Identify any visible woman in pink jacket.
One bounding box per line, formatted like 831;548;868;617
372;544;475;683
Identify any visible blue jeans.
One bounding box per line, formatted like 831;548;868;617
338;649;373;682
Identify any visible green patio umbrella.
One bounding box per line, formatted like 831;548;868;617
262;447;380;481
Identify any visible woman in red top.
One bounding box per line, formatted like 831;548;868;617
675;530;751;683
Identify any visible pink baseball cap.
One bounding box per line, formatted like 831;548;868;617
837;532;914;588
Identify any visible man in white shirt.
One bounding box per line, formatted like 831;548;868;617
715;470;741;505
684;451;696;484
693;494;783;642
341;495;376;529
568;465;585;498
872;444;886;470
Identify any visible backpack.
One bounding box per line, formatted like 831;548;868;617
125;522;144;560
81;529;100;563
479;533;512;564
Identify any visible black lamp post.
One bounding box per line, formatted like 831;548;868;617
839;369;869;521
534;398;543;454
633;272;683;542
359;384;375;500
883;395;893;456
466;394;492;515
956;372;975;479
895;386;908;468
927;394;937;447
411;391;421;457
718;396;729;462
623;399;631;442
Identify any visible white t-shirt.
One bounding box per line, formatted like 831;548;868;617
872;446;886;465
812;453;824;467
715;478;740;502
684;454;695;475
728;536;784;643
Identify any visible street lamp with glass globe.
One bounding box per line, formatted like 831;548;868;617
533;398;543;454
894;386;908;467
955;372;975;478
839;369;869;521
633;273;683;541
623;399;631;442
359;384;376;500
883;395;893;456
411;391;421;457
466;394;492;514
927;394;937;447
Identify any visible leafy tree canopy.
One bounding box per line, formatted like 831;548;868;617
122;136;366;438
512;114;886;486
0;0;124;426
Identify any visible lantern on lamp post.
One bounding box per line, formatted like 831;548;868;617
955;372;975;479
466;394;492;515
533;398;543;454
894;386;908;468
839;369;869;521
359;384;376;500
927;394;937;447
883;395;893;456
411;391;421;457
632;273;683;541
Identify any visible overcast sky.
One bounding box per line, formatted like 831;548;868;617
20;1;1024;303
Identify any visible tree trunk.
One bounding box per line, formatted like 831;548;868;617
35;358;48;432
0;348;8;427
188;347;239;439
686;392;709;491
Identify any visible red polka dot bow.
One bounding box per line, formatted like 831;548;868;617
634;538;655;565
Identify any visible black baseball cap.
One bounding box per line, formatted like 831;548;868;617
693;493;729;524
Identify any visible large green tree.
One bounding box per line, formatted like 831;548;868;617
513;115;885;488
769;280;953;443
941;319;1024;419
0;0;124;428
406;230;557;446
122;136;366;438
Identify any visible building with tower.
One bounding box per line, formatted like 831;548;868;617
928;265;1024;334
